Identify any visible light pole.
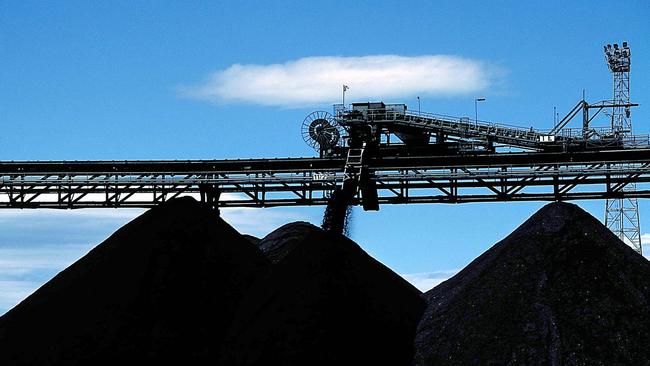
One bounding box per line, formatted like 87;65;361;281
343;85;349;108
475;97;486;127
417;96;421;115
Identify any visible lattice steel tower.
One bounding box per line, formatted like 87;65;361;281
603;42;642;254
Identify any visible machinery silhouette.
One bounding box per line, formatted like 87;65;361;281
0;42;644;253
301;111;345;155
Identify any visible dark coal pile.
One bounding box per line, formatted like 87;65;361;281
242;234;261;245
256;221;320;263
414;202;650;366
0;198;424;366
0;197;269;366
220;222;426;366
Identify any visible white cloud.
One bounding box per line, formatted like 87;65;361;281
182;55;498;107
0;246;91;275
0;244;98;315
0;208;145;222
400;269;458;292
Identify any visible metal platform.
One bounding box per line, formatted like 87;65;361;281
336;101;647;152
2;148;650;209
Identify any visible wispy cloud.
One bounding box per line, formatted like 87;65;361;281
182;55;499;108
0;209;142;315
0;245;93;276
0;244;96;312
0;208;144;221
400;269;458;292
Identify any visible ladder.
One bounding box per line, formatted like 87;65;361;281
343;146;366;185
342;144;379;211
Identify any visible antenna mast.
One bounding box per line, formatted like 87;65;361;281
603;42;642;254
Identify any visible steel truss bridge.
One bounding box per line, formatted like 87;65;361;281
3;42;642;250
2;148;650;209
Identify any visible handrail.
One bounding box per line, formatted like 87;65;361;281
336;105;650;149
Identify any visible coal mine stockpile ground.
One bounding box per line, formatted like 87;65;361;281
0;198;649;365
415;202;650;366
220;221;425;365
0;198;424;366
0;197;270;365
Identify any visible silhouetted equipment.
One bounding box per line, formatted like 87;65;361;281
2;149;650;209
199;183;221;212
602;41;641;254
0;43;646;254
301;111;344;156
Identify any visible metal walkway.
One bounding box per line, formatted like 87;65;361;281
2;149;650;208
375;109;548;149
337;103;648;151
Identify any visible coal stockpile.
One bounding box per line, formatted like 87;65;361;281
256;221;320;263
220;222;426;366
0;200;424;366
414;202;650;366
0;197;269;366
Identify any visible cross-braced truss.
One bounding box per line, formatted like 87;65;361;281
1;149;650;209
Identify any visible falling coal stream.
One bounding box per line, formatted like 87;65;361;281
322;185;354;235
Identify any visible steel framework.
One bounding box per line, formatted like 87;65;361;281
0;43;646;257
1;149;650;209
603;42;641;254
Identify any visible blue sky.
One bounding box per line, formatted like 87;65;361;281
1;1;649;313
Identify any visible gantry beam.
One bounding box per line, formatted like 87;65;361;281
1;149;650;209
